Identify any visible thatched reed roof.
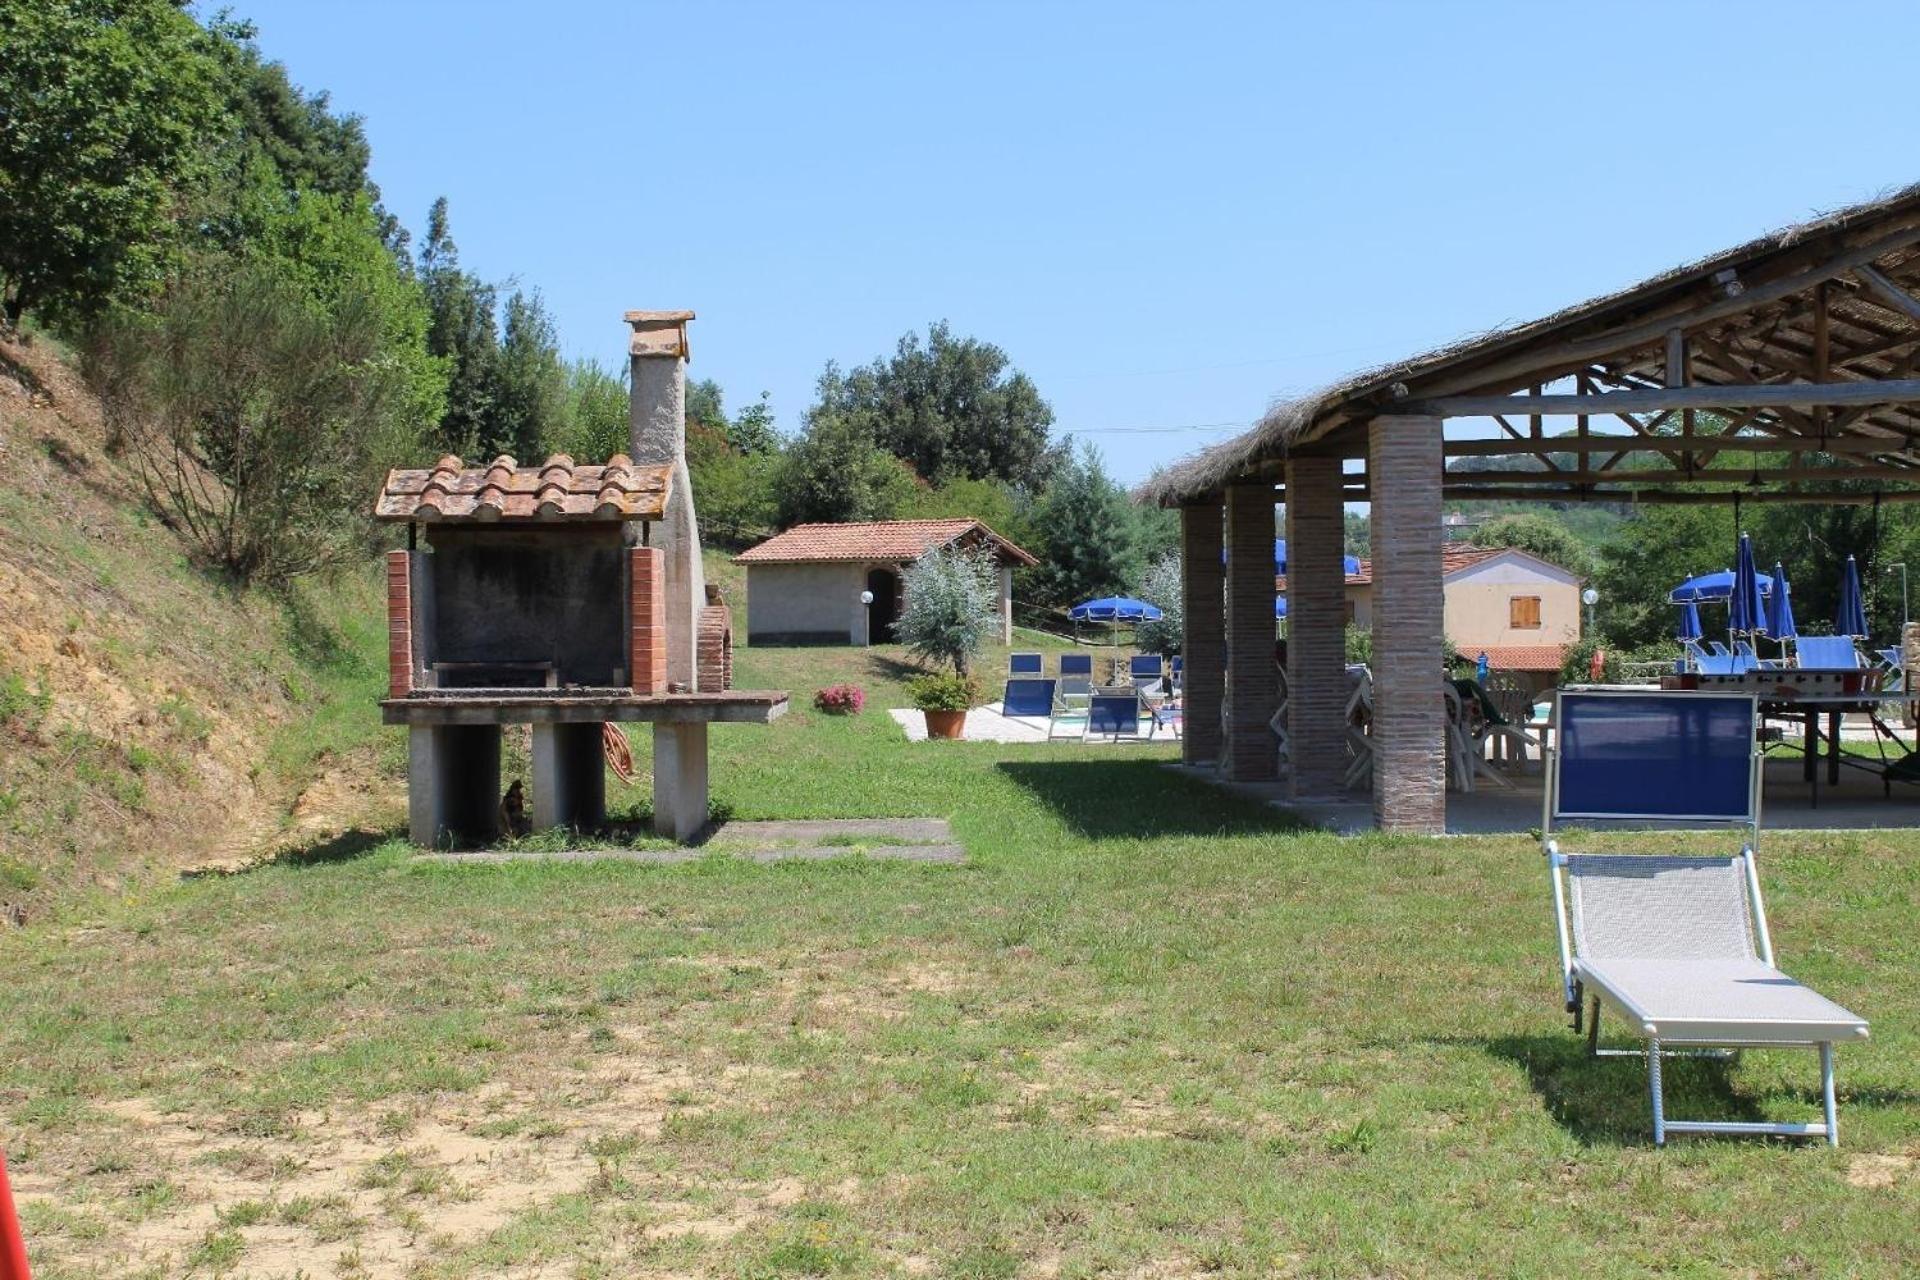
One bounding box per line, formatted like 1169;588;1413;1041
1143;183;1920;506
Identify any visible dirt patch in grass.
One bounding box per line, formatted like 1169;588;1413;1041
13;1044;829;1277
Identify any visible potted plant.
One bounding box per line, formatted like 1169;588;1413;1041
894;546;997;741
907;671;977;739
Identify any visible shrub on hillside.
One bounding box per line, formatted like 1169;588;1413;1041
87;267;420;585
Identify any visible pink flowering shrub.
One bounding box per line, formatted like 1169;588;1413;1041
813;683;865;715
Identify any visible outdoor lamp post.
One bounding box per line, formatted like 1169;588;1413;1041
859;589;874;647
1887;563;1909;627
1581;586;1599;636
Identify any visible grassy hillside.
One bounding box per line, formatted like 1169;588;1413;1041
0;333;401;916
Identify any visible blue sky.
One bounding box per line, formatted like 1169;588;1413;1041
232;0;1920;483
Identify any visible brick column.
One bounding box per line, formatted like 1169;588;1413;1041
630;546;668;693
1285;457;1347;798
386;549;414;698
1224;481;1279;781
1368;415;1446;833
1180;500;1225;767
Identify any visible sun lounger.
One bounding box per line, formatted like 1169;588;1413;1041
1086;686;1142;742
1128;654;1165;693
1058;652;1094;711
1008;652;1044;677
1543;689;1868;1146
1001;677;1057;719
1795;634;1862;670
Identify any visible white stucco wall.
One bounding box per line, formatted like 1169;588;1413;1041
745;563;869;643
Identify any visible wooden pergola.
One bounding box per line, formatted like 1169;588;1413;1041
1145;185;1920;832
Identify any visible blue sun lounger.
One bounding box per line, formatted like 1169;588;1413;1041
1001;677;1057;719
1086;687;1143;741
1008;652;1044;677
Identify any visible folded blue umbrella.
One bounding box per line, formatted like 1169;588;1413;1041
1676;600;1703;642
1767;562;1797;642
1836;555;1868;638
1728;534;1766;637
1275;594;1288;620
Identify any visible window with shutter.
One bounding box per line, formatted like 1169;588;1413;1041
1510;595;1542;629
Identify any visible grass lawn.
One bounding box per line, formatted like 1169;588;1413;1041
2;633;1918;1278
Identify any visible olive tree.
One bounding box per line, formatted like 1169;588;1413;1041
896;546;999;678
1133;551;1184;657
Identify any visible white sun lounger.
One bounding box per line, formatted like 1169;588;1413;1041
1548;847;1868;1145
1542;688;1869;1146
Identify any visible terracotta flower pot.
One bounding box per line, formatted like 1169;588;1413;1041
923;708;967;740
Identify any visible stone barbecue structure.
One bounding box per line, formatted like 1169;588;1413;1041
379;310;787;846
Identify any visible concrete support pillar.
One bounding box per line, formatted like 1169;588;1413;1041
531;723;607;833
1285;456;1348;798
653;721;710;843
1180;501;1225;767
628;311;706;691
1223;481;1279;781
1368;415;1447;833
407;724;501;848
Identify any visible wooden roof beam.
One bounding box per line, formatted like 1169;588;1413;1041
1402;378;1920;418
1852;264;1920;324
1441;486;1920;506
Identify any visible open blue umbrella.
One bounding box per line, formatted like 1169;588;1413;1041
1669;568;1775;604
1676;600;1703;642
1836;555;1868;638
1068;596;1163;623
1274;539;1362;577
1767;562;1797;642
1729;533;1766;637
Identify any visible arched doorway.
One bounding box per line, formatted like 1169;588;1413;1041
866;567;901;642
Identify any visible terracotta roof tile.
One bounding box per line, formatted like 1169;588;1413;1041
375;454;671;523
1472;644;1570;671
735;519;1038;567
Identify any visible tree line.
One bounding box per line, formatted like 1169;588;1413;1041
2;1;1170;608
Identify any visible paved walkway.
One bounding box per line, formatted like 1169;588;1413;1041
1177;753;1919;835
887;706;1178;744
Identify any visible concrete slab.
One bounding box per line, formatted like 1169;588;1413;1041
413;843;966;867
711;818;952;845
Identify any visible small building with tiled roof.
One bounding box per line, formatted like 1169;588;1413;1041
735;519;1037;646
1280;543;1582;686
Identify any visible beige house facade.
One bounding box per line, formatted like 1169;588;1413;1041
1287;544;1582;679
735;519;1035;646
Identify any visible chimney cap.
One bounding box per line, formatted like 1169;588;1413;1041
626;309;694;360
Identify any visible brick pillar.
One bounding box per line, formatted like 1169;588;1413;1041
630;546;668;693
1368;415;1446;833
1285;457;1347;798
1180;500;1225;767
386;549;413;698
1224;481;1279;781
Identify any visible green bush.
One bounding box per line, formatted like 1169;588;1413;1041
906;671;980;712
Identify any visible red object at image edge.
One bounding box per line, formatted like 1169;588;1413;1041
0;1147;29;1280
